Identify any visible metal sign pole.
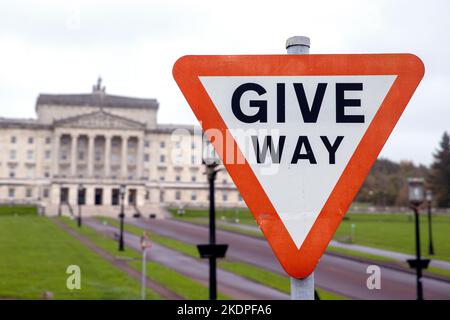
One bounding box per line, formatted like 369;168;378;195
141;247;147;300
286;36;315;300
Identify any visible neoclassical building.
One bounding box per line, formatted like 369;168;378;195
0;80;243;216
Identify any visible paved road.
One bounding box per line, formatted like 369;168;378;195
126;217;450;300
217;220;450;271
86;218;288;300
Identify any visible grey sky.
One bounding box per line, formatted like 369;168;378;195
0;0;448;166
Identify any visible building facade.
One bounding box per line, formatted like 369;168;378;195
0;80;243;217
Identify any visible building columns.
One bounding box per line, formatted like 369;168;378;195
70;134;78;177
137;137;144;180
52;134;61;177
121;135;128;178
88;134;95;177
104;135;111;177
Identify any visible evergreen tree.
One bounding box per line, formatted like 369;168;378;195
429;132;450;208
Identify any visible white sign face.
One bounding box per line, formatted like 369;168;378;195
200;75;396;248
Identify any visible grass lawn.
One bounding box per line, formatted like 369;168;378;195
62;217;228;299
0;205;37;216
335;213;450;262
170;208;257;227
97;216;347;300
0;215;160;299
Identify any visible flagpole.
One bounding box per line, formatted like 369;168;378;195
286;36;315;300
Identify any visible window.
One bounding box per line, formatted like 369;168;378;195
9;150;16;160
222;194;228;202
238;194;243;202
78;151;85;161
191;176;197;182
78;188;86;205
175;141;181;148
159;176;165;181
160;141;165;148
145;190;150;200
160;155;165;163
175;191;181;201
60;187;69;203
175;175;181;182
9;171;15;178
191;142;196;149
144;140;150;147
45;137;51;144
26;188;32;198
95;188;103;206
10;136;16;144
27;150;34;161
191;156;196;165
222;179;227;184
8;188;15;198
44;172;50;178
61;152;68;160
26;167;34;178
191;192;197;201
28;137;34;144
111;189;120;205
43;188;49;198
144;153;150;162
45;150;51;160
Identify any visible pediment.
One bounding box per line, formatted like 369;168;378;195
54;111;145;130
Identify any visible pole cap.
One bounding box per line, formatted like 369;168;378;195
286;36;310;49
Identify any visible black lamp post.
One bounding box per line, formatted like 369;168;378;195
197;141;228;300
407;178;430;300
426;190;434;256
77;184;83;228
118;184;126;251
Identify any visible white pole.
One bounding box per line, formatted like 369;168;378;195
286;35;315;301
141;247;147;300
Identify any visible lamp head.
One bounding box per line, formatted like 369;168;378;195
119;184;126;196
408;178;425;207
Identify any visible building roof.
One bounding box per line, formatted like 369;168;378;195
151;123;202;135
36;93;159;110
0;117;50;129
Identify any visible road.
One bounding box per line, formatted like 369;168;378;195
126;217;450;300
86;218;288;300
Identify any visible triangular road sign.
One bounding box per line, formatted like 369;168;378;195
173;54;424;278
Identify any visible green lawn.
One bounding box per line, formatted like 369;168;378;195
62;217;228;299
0;215;160;299
97;217;200;258
335;213;450;262
0;205;37;216
170;208;257;227
97;216;347;300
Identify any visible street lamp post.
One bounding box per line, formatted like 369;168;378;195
118;184;126;252
426;190;434;255
407;178;430;300
77;184;83;228
197;140;228;300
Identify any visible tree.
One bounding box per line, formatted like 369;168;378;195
429;132;450;208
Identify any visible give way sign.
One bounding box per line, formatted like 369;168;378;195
173;54;424;278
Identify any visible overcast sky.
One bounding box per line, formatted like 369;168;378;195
0;0;448;166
